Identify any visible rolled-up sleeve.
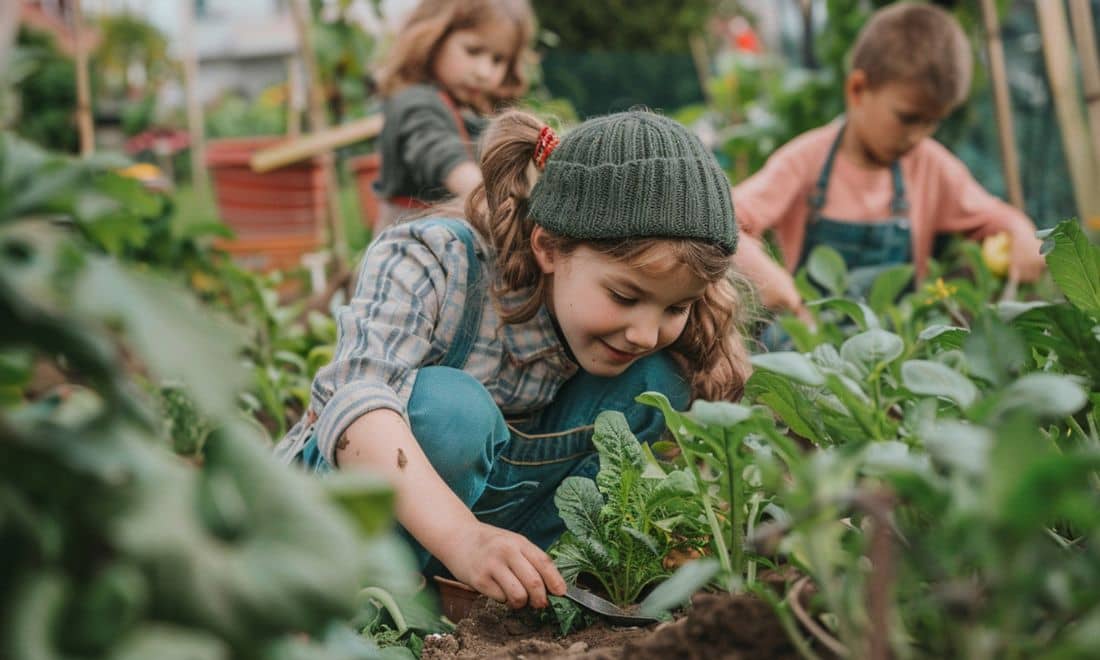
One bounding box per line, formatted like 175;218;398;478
310;227;450;464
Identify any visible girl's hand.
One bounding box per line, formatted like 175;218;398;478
1008;231;1046;283
441;521;566;609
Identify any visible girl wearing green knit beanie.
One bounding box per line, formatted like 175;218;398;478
277;109;751;612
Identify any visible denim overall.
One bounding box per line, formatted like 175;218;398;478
761;125;913;351
295;218;690;575
800;124;913;295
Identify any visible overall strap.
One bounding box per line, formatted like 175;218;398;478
426;218;485;369
437;91;475;158
810;122;909;215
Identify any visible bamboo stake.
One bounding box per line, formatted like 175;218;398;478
980;0;1025;211
290;0;347;268
286;56;303;139
0;0;19;72
72;0;95;156
1034;0;1100;225
1068;0;1100;210
179;0;210;200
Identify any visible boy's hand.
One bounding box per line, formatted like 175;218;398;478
442;521;566;609
1008;232;1046;283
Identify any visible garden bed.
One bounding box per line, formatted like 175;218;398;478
422;591;800;660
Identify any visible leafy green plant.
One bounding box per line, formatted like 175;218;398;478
550;411;708;607
0;131;421;658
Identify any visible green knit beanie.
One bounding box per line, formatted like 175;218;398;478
528;111;737;254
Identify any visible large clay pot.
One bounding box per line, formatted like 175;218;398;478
206;136;327;270
348;152;381;233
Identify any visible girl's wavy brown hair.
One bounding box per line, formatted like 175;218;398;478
374;0;535;113
465;110;753;402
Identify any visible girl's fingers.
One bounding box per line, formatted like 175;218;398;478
507;552;551;609
491;566;530;609
521;544;566;597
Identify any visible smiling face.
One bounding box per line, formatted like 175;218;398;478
843;71;952;168
431;18;518;107
531;228;709;377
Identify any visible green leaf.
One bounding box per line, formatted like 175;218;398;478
807;297;880;330
868;263;914;313
922;421;992;475
806;244;848;296
840;329;904;370
687;400;753;428
554;477;604;540
744;371;823;443
637;558;721;617
322;471;395;537
901;360;979;408
750;352;825;386
592;411;645;496
917;324;968;351
1043;219;1100;318
992;373;1088;419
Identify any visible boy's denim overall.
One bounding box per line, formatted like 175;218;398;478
799;123;913;294
295;219;691;575
763;124;913;350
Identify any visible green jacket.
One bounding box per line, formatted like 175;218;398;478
374;84;487;203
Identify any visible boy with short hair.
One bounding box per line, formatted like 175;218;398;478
733;1;1045;315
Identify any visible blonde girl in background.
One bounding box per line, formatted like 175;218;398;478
277;109;751;610
371;0;535;229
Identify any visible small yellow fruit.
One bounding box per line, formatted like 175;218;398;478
981;232;1011;277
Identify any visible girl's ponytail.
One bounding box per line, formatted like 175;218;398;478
466;110;550;322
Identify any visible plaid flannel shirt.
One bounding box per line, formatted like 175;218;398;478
273;218;579;466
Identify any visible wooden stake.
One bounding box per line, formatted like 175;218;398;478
286;56;303;139
1034;0;1100;225
290;0;347;268
0;0;19;72
180;0;211;199
72;0;95;156
1069;0;1100;203
980;0;1025;211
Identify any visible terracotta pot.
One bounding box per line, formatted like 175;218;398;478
206;136;327;269
433;576;483;623
348;152;381;233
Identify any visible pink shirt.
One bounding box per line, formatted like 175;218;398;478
732;122;1037;278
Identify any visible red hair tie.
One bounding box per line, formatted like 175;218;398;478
533;125;559;170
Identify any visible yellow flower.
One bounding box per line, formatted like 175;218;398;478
981;232;1011;277
923;277;958;304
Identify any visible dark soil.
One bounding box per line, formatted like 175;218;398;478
421;591;803;660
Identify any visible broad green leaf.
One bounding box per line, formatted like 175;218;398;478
687;400;753;428
868;263;914;313
744;371;824;443
1043;220;1100;318
992;374;1088;419
637;558;721;617
996;300;1053;322
861;441;931;476
592;411;645;496
750;352;825;386
322;472;395;537
918;324;969;351
807;297;880;330
922;421;992;475
554;477;604;539
840;329;904;370
806;244;848;296
901;360;979;408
